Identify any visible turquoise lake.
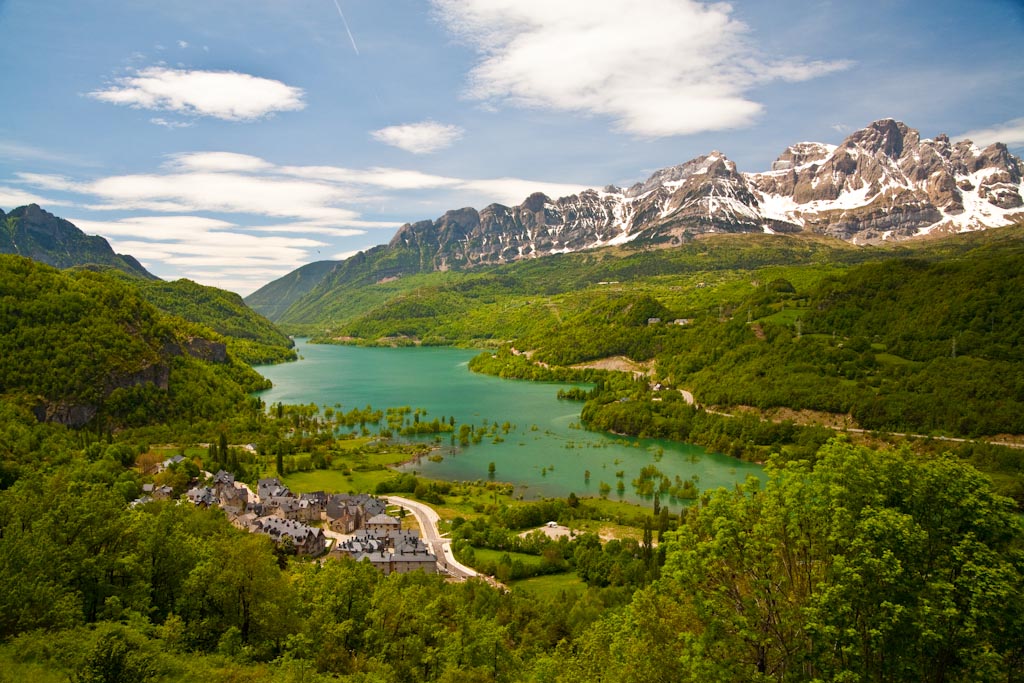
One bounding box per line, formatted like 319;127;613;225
254;339;763;506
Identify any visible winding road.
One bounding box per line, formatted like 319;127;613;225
385;495;480;580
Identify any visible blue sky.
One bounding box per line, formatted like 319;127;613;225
1;0;1022;295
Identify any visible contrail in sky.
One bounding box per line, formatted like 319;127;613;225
331;0;360;56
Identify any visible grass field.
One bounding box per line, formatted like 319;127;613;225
471;547;546;567
509;572;585;599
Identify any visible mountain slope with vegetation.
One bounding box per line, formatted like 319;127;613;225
1;204;155;279
129;277;296;364
0;255;270;431
243;259;338;322
288;224;1024;500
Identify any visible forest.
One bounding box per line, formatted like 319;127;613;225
0;255;286;433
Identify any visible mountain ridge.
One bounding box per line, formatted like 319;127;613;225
248;119;1024;322
1;204;156;279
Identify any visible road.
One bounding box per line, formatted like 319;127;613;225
385;495;481;581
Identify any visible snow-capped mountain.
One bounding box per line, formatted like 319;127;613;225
388;119;1023;268
749;119;1024;242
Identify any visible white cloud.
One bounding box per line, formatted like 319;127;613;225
15;173;88;193
17;151;596;227
248;223;371;236
15;150;595;293
431;0;851;137
17;151;592;222
88;67;306;121
0;186;62;209
150;117;193;129
71;215;330;296
84;172;361;222
279;165;461;190
959;117;1024;148
169;151;274;173
371;121;465;154
177;40;189;49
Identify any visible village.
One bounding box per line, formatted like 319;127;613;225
135;455;439;575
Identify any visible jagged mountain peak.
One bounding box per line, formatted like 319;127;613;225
379;118;1023;271
748;119;1024;241
626;151;739;198
842;117;913;158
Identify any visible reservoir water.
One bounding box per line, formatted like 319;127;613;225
255;339;763;506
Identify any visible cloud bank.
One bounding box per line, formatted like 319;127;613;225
14;151;590;294
431;0;851;137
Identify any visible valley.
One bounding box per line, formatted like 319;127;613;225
2;124;1024;683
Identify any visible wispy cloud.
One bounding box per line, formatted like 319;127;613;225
70;215;330;295
959;117;1024;148
0;140;98;167
150;117;193;129
0;185;65;209
431;0;851;137
88;67;306;122
17;151;592;222
371;121;465;154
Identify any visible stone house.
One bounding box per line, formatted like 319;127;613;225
253;516;327;556
366;513;401;533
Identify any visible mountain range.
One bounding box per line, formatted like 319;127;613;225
247;119;1024;322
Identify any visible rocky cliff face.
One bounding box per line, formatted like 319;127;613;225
387;120;1024;268
749;119;1024;242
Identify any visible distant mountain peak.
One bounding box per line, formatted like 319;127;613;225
0;204;156;279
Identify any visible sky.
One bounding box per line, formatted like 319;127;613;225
1;0;1022;296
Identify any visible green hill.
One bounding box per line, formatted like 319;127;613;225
0;255;270;430
131;278;296;365
243;259;338;322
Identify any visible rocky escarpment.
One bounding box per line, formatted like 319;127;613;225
31;336;227;428
388;152;804;270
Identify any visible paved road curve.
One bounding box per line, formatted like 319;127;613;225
385;495;480;580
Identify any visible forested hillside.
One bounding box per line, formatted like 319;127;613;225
129;277;296;364
0;255;270;432
243;259;338;321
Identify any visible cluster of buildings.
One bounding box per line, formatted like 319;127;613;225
180;471;437;574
